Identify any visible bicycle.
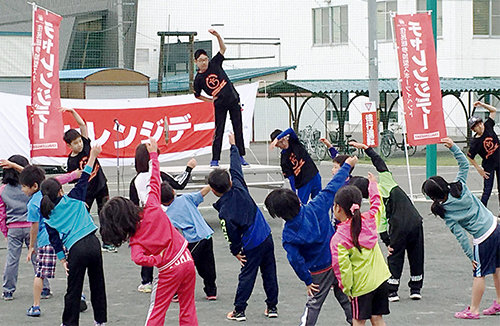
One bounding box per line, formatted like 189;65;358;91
297;125;327;161
379;124;417;158
328;128;364;159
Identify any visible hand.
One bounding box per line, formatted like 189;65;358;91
90;144;102;157
367;172;377;183
187;158;197;169
472;260;478;270
349;141;368;150
74;169;83;179
320;137;332;148
228;133;236;145
306;283;319;296
58;107;74;113
473;101;483;108
0;159;14;169
387;245;394;256
208;29;219;37
61;258;69;276
26;247;35;262
269;138;278;149
345;156;358;167
479;167;490;179
235;253;247;267
146;137;158;153
440;137;454;148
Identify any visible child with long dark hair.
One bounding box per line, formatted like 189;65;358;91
422;137;500;319
99;138;198;325
330;174;391;326
40;145;107;326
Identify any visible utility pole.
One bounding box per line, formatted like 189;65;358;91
426;0;437;178
368;0;379;108
117;0;125;68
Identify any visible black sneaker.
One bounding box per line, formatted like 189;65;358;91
227;310;246;321
265;307;278;318
410;289;422;300
80;294;88;312
388;292;400;302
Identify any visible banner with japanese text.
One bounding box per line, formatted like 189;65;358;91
394;13;446;146
0;83;259;166
29;5;65;157
362;111;378;147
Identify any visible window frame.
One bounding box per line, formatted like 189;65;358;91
473;0;500;38
312;5;349;46
376;0;398;42
416;0;443;37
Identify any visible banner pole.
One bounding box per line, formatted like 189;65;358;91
390;11;414;201
426;0;438;179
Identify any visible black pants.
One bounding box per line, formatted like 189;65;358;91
188;237;217;296
387;224;424;294
481;164;500;208
212;100;245;161
141;266;154;285
85;185;109;215
63;233;107;326
234;235;278;312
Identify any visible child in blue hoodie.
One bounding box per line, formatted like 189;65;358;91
40;145;107;326
422;137;500;320
264;156;356;326
209;133;278;322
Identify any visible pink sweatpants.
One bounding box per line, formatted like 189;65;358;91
145;249;198;326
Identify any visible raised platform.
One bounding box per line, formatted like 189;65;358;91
160;164;284;190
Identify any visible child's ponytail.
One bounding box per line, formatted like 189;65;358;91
422;176;462;219
334;185;363;252
40;178;62;218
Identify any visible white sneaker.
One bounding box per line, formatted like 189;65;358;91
388;292;400;302
137;283;152;293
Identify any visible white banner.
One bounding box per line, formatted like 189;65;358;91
0;82;258;166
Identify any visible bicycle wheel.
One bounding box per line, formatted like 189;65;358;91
380;136;393;158
314;142;328;161
407;145;417;156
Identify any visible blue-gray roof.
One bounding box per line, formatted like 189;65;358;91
264;78;500;94
151;66;296;93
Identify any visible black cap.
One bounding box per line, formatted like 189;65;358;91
468;116;483;129
270;129;282;141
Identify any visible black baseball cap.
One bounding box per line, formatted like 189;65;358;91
468;116;483;129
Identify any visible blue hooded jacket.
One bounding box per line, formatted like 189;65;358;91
282;162;351;285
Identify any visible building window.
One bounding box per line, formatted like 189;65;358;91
377;1;397;41
416;0;443;37
65;15;107;69
473;0;500;36
313;6;348;45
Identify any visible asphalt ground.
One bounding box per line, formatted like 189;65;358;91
1;143;500;325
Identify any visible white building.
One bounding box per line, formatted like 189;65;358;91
133;0;500;141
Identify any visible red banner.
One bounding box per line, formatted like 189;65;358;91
29;6;65;157
394;13;446;146
362;111;378;147
62;102;215;159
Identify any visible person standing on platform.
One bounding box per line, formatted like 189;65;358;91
193;29;248;167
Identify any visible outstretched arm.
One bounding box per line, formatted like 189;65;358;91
60;107;88;138
474;101;496;121
209;29;226;55
442;138;469;184
229;133;246;187
145;138;161;208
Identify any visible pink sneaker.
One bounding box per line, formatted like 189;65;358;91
483;300;500;315
454;307;480;319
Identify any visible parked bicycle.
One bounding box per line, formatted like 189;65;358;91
328;128;364;159
379;124;417;158
297;125;327;161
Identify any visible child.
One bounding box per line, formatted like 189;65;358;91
467;101;500;211
20;165;81;317
161;183;217;300
270;128;321;203
349;141;424;302
264;157;355;326
422;137;500;319
60;107;114;252
209;133;278;322
99;138;198;325
40;145;107;326
193;29;248;167
129;142;196;293
330;178;391;326
0;155;32;301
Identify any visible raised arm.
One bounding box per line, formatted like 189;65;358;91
55;170;81;185
145;138;161;208
209;29;226;55
228;133;246;187
60;107;88;138
365;173;381;219
474;101;496;121
277;128;298;140
0;159;24;173
200;185;211;197
68;145;101;201
442;138;469;184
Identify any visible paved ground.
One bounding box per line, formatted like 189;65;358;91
1;143;500;325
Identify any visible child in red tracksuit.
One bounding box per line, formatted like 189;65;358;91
99;138;197;326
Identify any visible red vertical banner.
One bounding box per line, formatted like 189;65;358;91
29;5;65;158
394;13;446;146
362;111;378;147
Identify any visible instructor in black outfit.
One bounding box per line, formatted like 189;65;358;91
193;29;248;167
